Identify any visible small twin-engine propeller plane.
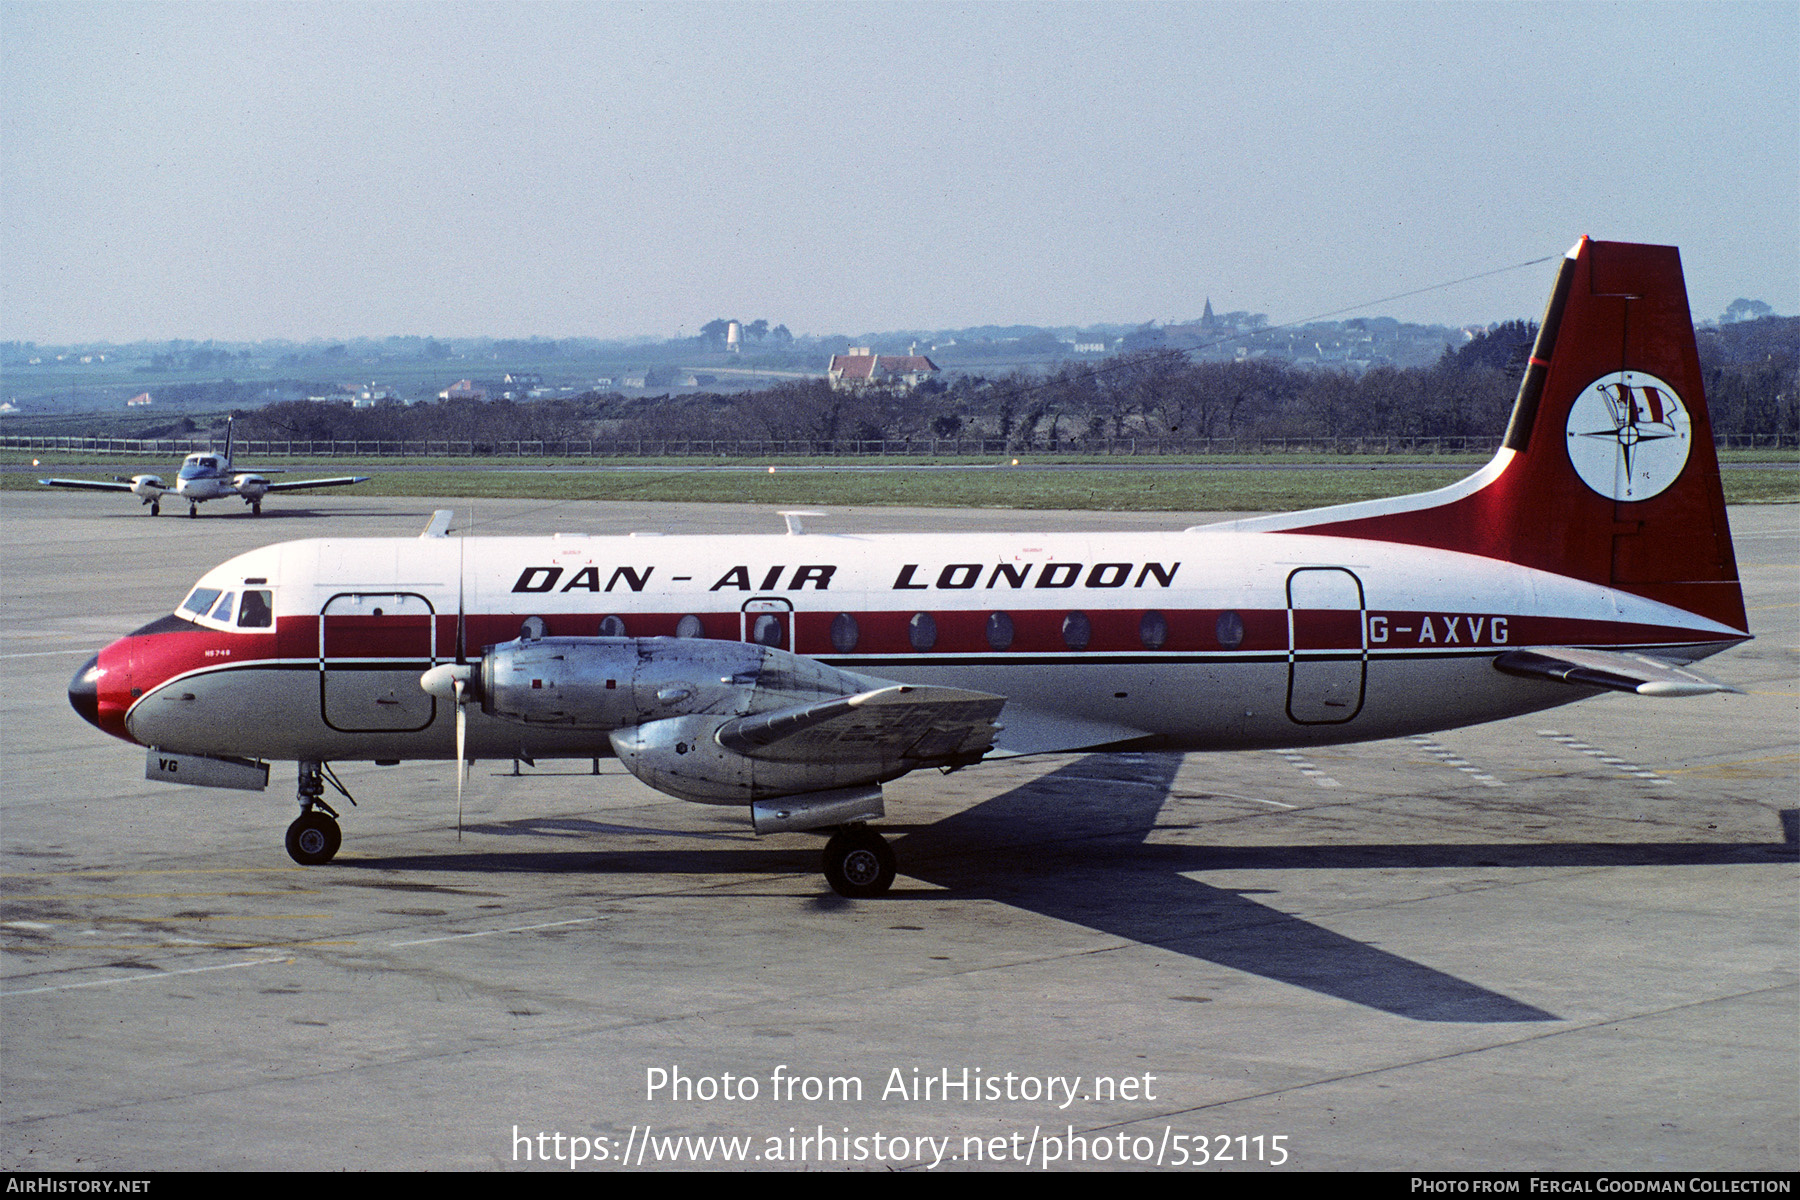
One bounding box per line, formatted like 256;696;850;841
40;418;369;517
67;240;1748;896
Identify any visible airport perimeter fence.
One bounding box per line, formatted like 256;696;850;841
4;433;1796;458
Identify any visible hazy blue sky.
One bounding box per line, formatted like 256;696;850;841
3;1;1795;343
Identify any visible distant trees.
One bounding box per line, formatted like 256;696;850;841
1722;299;1773;324
170;316;1792;451
696;318;790;350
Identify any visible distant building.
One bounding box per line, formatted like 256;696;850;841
126;392;153;407
827;347;941;392
439;379;488;401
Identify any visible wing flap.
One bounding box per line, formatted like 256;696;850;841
1493;647;1739;697
717;685;1005;765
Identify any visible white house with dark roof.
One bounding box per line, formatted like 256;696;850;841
826;347;941;392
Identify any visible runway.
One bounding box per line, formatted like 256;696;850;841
2;490;1794;1171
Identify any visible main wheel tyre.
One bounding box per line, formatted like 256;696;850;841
286;812;342;865
822;827;895;898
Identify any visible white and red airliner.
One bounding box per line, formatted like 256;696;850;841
67;239;1748;895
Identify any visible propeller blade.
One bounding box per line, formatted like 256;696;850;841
454;677;467;842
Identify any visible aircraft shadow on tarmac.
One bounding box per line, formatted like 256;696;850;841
338;749;1794;1023
98;504;400;520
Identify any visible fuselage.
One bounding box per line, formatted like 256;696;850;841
173;453;254;501
73;526;1747;767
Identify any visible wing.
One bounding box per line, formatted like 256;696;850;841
263;475;371;493
716;684;1005;767
40;477;158;493
1493;647;1739;697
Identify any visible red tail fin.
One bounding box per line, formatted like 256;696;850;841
1255;238;1745;633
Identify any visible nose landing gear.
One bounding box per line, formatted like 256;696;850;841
285;760;352;865
286;810;341;865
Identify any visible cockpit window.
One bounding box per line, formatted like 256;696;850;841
209;592;237;622
237;590;273;628
181;587;222;616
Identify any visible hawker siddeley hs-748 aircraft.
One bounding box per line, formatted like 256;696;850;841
40;418;369;517
68;239;1748;896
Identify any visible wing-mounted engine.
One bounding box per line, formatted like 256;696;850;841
129;474;167;499
432;636;1005;806
232;474;272;500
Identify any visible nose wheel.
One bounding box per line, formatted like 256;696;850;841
286;811;341;865
822;826;895;898
285;760;352;865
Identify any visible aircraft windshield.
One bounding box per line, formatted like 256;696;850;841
180;587;222;616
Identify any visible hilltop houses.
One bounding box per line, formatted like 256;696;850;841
826;348;941;392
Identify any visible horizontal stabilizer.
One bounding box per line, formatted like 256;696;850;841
716;684;1004;764
1493;647;1739;697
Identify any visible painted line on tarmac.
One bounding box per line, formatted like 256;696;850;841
1536;730;1672;783
1;954;291;997
389;916;600;947
1270;748;1341;788
1410;735;1506;787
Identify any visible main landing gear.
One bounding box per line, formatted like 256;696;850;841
822;825;895;898
285;760;349;866
148;499;160;516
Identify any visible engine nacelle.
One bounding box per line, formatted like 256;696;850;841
129;474;166;499
608;714;908;805
457;636;913;805
446;636;972;807
233;473;272;499
471;636;880;729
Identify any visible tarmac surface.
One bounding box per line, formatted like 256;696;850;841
2;489;1794;1172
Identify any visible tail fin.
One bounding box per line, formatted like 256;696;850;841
1235;238;1745;633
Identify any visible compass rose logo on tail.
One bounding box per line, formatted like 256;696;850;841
1565;371;1692;501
